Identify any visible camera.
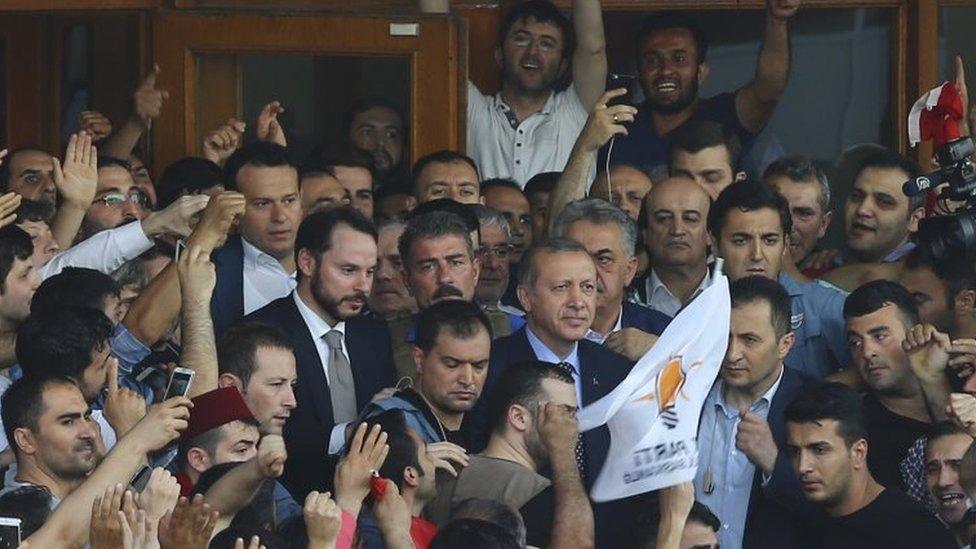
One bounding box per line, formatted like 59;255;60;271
902;137;976;262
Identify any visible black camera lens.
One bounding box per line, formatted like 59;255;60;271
916;211;976;262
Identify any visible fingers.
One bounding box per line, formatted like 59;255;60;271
141;64;160;90
80;132;93;167
431;456;458;477
348;422;368;455
956;56;967;89
64;132;78;165
0;149;7;167
108;356;120;395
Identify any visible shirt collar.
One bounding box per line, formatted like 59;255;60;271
293;291;344;340
525;325;579;374
646;267;711;301
712;366;785;418
494;90;558;117
584;307;623;344
777;271;805;297
242;237;291;273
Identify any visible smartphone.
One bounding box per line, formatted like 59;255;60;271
130;465;153;493
163;367;195;400
607;73;636;107
0;517;21;549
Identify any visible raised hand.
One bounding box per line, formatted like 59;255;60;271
425;441;469;477
103;357;147;437
948;338;976;382
576;89;637;153
157;495;219;549
536;401;579;462
176;244;217;308
736;411;779;474
947;393;976;438
0;192;22;229
903;324;952;385
134;65;169;127
768;0;801;20
141;194;210;239
955;56;971;136
256;101;287;147
257;434;287;478
54;132;98;207
134;468;181;535
127;396;193;453
232;537;262;549
334;423;389;515
118;504;159;549
202;118;246;166
79;110;114;142
90;484;126;549
372;479;413;548
304;491;342;549
187;191;246;252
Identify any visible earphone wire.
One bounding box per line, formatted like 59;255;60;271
604;135;616;200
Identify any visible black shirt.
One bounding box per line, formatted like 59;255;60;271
863;393;929;491
820;488;957;549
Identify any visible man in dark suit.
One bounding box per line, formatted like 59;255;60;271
212;142;303;335
695;276;821;549
481;237;638;547
245;207;396;498
553;198;671;362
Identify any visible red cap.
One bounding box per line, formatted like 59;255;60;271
181;387;255;441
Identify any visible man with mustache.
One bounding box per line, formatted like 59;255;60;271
80;157;152;241
421;0;608;186
785;382;957;548
343;98;407;184
244;207;396;498
923;422;976;547
762;156;833;276
369;219;420;379
473;205;526;338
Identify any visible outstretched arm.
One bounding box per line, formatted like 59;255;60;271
571;0;608;111
102;65;169;160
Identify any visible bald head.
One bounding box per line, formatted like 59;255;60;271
590;165;652;222
642;177;711;269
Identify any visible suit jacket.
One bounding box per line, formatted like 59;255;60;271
244;294;397;499
210;235;245;337
482;327;640;547
741;366;824;549
620;301;671;335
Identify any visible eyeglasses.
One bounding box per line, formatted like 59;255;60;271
94;189;150;209
478;244;512;260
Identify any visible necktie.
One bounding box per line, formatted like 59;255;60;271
323;330;357;423
557;361;586;480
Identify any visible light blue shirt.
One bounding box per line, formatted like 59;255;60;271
778;272;850;379
694;370;783;549
525;326;582;403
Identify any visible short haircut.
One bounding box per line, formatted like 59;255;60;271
518;237;588;289
297;156;337;182
223;141;294;191
842;279;920;328
784;382;867;447
731;275;793;338
362;410;422;490
341;97;407;137
0;226;33;293
0;485;54;538
452;499;526;548
762;155;832;214
293;207;377;279
472;204;511;239
111;259;150;293
178;416;261;463
480;178;523;194
430;518;520;549
399;210;475;268
15;198;55;225
707;180;792;239
97;156;132;173
634;500;719;549
217;322;294;387
414;299;493;353
523;172;559;198
635;11;708;65
499;0;574;60
2;375;78;455
853;149;925;213
553;197;638;256
157;157;224;208
16;306;114;382
31;267;120;314
669;120;741;170
318;141;376;174
0;147;50;193
411;150;480;195
926;421;970;451
904;250;976;309
488;360;574;434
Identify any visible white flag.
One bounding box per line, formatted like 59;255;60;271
578;272;731;502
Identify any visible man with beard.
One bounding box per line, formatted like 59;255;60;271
924;422;976;547
421;0;608;186
80;157;152;241
343;98;408;185
599;3;800;181
762;156;834;276
244;207;396;498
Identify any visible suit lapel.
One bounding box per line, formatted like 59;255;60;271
281;298;335;427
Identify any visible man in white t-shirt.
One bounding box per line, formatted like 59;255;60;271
421;0;607;185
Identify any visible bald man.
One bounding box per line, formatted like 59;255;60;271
589;165;653;222
633;177;712;317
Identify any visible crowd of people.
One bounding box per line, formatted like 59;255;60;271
0;0;973;547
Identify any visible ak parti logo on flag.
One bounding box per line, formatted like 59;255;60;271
634;356;703;429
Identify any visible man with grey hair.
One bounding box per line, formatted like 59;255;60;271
762;156;833;275
553;198;670;359
472;205;526;338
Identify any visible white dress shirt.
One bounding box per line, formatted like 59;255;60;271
645;268;711;318
293;291;349;454
525;326;583;405
39;220;154;280
584;307;623;345
242;239;296;314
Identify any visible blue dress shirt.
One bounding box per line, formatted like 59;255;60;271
778;272;850;379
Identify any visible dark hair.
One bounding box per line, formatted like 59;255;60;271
15;198;55;225
518;237;588;289
731;276;793;338
0;147;50;193
414;300;493;353
217;322;294;387
926;421;970;450
31;267;120;314
298;156;337;182
904;250;976;310
16;306;114;382
488;360;574;434
341;97;407;139
451;499;526;548
762;155;832;214
707;180;792;239
842;279;920;328
362;410;422;490
634;499;719;548
157;157;224;208
431;518;520;549
499;0;574;60
399;210;476;268
0;226;33;293
784;382;867;447
2;375;78;456
523;172;559;198
480;178;523;194
97;156;132;172
853;149;925;213
317;141;376;174
669;120;741;170
636;12;708;65
293;207;377;280
178;417;261;464
223;142;295;191
412;150;480;196
0;485;54;537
